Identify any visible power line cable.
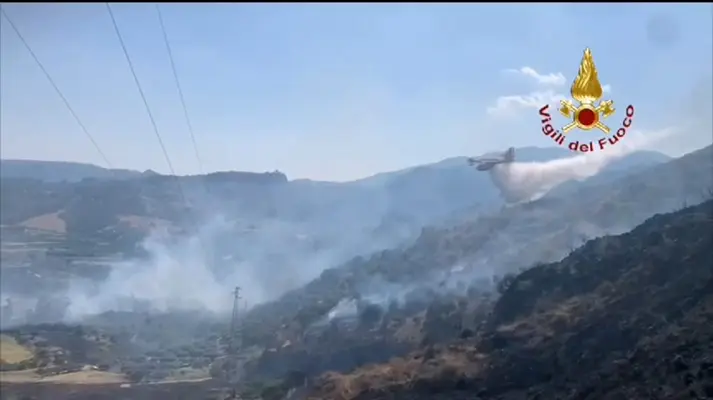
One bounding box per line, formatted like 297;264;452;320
155;5;204;175
106;4;213;259
160;10;248;380
153;10;243;374
1;7;114;169
105;3;180;179
109;7;249;387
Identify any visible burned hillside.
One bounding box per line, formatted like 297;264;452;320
1;147;711;400
308;199;713;400
238;146;712;352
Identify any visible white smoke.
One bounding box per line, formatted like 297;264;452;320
59;201;412;322
488;128;677;203
63;220;235;320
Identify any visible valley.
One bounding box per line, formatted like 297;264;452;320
0;145;711;400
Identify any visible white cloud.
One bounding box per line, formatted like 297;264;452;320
486;90;566;117
487;65;613;118
506;67;566;86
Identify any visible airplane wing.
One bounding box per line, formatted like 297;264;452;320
468;148;515;168
470;156;503;163
468;157;498;166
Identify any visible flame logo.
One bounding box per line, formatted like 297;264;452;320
570;48;604;105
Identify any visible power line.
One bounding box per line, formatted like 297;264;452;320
155;5;204;175
106;4;214;263
1;7;114;169
105;3;180;178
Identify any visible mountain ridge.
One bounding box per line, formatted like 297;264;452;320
0;146;709;400
1;146;669;184
307;198;713;400
233;144;711;384
0;148;669;276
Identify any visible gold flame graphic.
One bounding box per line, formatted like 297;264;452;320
570;48;603;104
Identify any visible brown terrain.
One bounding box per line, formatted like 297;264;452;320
0;147;711;400
307;200;713;400
18;213;67;235
0;380;225;400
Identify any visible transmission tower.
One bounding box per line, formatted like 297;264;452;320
224;285;245;400
228;286;242;356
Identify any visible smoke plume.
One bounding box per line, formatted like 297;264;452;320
487;128;676;203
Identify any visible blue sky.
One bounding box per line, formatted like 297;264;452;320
1;3;711;181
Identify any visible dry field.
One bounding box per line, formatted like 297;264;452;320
19;212;67;234
0;379;224;400
0;335;34;365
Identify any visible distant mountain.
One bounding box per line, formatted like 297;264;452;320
0;146;702;394
0;160;141;182
351;146;574;188
0;147;673;302
1;146;669;186
352;147;670;227
0;159;292;185
0;147;669;249
551;149;673;195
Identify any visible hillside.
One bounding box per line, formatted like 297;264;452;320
307;198;713;400
0;160;143;182
0;147;707;399
0;148;669;251
0;148;668;239
0;148;669;305
0;147;586;184
233;145;712;385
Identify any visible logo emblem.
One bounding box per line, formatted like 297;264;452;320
559;48;615;134
537;48;636;154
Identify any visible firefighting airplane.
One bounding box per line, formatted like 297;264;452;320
467;147;515;171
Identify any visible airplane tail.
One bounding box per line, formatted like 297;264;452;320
503;147;515;163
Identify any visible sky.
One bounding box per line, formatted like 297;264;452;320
1;3;711;181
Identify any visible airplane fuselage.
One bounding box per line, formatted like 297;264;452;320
468;147;516;171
